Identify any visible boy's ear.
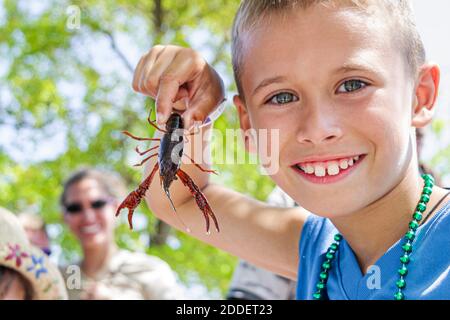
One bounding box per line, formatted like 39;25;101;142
411;64;440;128
233;95;257;154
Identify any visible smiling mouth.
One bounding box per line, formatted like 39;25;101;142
80;224;101;235
292;154;366;179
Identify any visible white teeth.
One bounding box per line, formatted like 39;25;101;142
81;225;101;234
314;164;326;177
298;155;362;177
305;164;314;174
339;159;349;169
327;162;340;176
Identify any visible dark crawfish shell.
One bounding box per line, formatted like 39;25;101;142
158;113;184;189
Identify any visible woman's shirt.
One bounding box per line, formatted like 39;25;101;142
61;249;185;300
297;199;450;300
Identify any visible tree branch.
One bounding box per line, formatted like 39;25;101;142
101;30;134;73
153;0;163;37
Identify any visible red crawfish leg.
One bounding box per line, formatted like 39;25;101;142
116;163;159;230
138;162;160;195
176;170;210;233
135;145;159;156
134;153;158;167
147;117;168;133
183;125;201;143
185;124;200;137
206;205;220;233
176;169;220;233
183;153;218;175
203;208;211;234
146;108;168;133
115;192;139;229
201;195;219;232
127;202;135;230
122;131;161;142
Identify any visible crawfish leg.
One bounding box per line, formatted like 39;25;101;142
134;153;158;167
116;163;159;229
135;145;159;156
183;125;200;143
176;169;220;233
122;131;161;142
147;108;168;133
183;153;218;175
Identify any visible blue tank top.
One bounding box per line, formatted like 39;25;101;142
296;199;450;300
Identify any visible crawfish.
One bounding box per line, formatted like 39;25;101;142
116;111;220;234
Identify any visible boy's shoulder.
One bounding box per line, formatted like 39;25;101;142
299;214;337;257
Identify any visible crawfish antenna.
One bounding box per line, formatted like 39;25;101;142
164;186;191;233
164;186;177;213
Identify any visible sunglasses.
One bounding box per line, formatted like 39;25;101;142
64;199;109;215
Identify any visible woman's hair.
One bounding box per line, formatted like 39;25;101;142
60;168;128;207
0;266;33;300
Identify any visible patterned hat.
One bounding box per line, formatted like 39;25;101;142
0;207;67;300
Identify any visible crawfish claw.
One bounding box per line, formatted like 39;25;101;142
115;192;142;230
176;169;220;233
115;163;160;231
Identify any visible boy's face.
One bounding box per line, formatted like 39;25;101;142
235;5;419;217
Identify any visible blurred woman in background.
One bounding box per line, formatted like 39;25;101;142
60;168;184;299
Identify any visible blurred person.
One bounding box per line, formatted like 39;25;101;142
18;212;51;256
60;168;185;300
0;207;67;300
227;187;297;300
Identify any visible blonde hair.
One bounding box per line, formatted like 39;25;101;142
231;0;426;97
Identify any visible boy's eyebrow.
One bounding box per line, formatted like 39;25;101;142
334;62;379;75
252;76;288;96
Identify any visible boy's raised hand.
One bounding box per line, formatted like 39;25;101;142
132;45;225;129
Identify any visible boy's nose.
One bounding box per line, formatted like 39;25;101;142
296;106;343;146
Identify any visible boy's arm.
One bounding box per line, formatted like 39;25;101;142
134;45;310;280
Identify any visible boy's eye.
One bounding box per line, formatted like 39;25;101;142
267;92;298;105
337;80;367;93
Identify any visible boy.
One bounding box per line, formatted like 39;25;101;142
125;0;450;299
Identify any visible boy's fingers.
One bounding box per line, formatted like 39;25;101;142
132;56;146;92
133;45;165;94
175;87;190;102
183;67;225;129
155;54;204;125
155;77;183;125
183;95;217;130
141;48;178;97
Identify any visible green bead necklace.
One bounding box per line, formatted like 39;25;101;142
313;174;435;300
